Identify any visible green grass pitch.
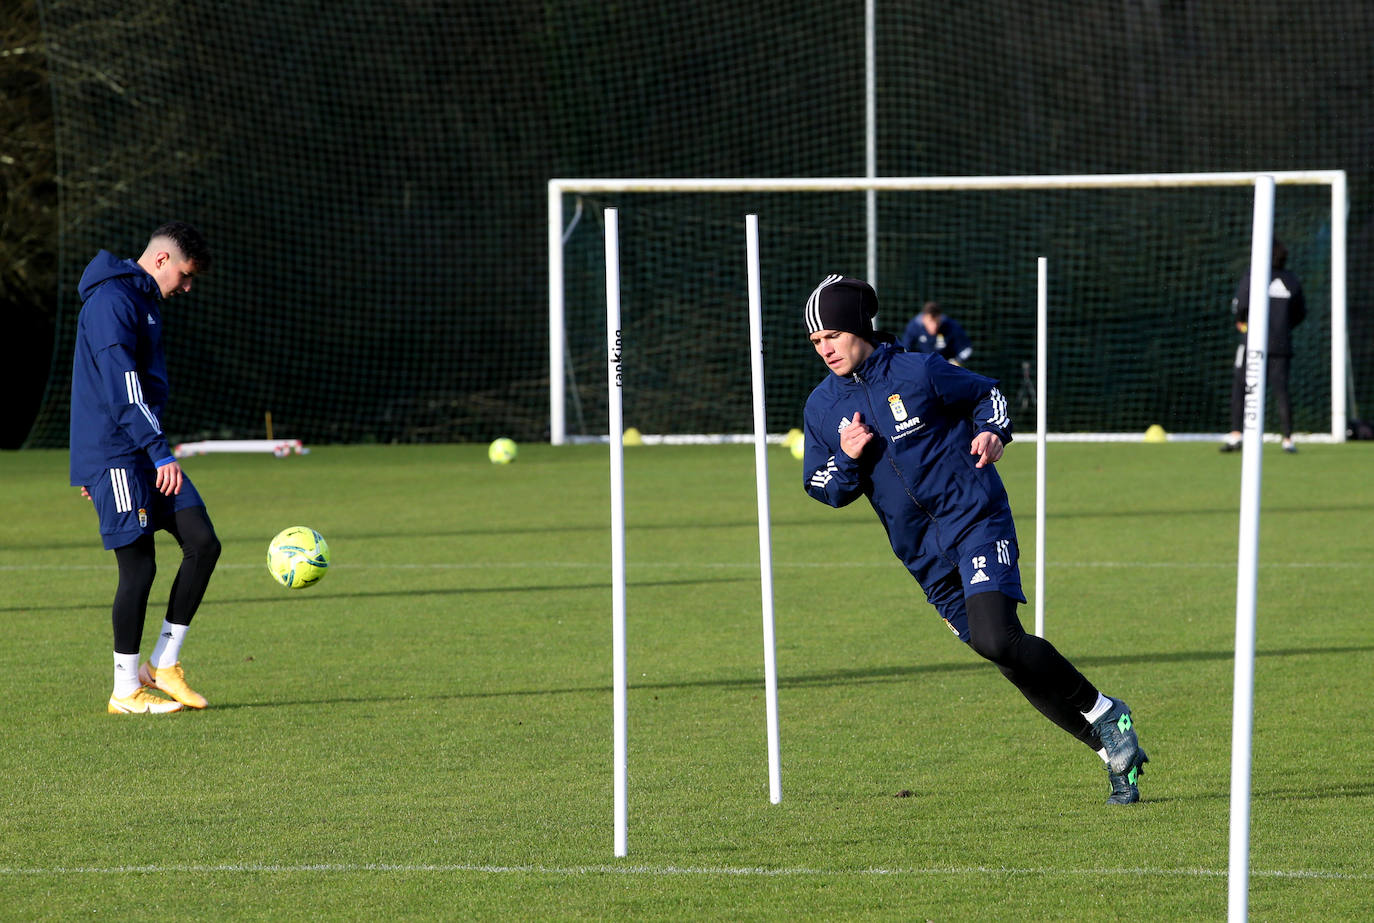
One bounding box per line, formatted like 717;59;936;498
1;441;1371;920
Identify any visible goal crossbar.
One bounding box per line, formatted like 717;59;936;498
548;171;1348;444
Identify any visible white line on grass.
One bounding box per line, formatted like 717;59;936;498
0;862;1368;881
0;561;1344;572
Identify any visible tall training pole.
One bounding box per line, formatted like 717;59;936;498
1228;175;1274;923
864;0;877;292
1034;257;1048;637
1330;171;1348;442
605;208;629;858
746;215;783;804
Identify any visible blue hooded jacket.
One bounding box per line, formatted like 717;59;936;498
69;251;174;486
802;342;1016;591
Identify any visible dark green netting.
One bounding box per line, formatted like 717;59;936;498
559;184;1334;438
24;0;1374;446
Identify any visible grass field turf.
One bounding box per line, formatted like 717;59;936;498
1;442;1371;920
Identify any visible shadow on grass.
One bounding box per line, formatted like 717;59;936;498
1049;501;1374;521
18;498;1361;554
205;642;1374;710
323;518;830;542
1140;780;1374;807
14;517;839;553
0;574;758;614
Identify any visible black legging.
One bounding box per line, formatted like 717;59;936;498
965;591;1102;751
1230;350;1293;439
110;505;221;654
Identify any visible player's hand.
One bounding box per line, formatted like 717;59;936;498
970;431;1004;468
155;459;184;496
839;411;874;459
79;486;92;501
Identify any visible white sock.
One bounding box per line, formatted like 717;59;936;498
1081;693;1113;724
149;621;189;669
1096;747;1110;765
113;652;141;697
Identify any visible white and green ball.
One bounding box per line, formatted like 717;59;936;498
267;526;331;589
488;437;518;464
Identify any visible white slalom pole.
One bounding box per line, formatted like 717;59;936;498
1330;171;1348;442
1034;257;1048;638
863;0;877;291
605;208;629;858
745;215;783;805
1229;175;1274;923
549;183;566;445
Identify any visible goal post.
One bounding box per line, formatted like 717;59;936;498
548;171;1347;446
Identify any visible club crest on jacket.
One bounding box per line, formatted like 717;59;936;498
888;394;909;422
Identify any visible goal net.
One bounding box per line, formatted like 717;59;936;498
549;173;1345;444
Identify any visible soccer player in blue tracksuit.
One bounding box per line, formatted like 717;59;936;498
70;222;221;714
801;275;1148;804
900;300;974;366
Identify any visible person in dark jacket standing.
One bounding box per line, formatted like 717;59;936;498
900;300;974;366
801;274;1148;804
70;221;221;714
1221;239;1307;453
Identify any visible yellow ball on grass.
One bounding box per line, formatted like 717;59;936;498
489;437;518;464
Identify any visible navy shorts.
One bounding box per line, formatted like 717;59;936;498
86;465;205;550
923;537;1026;643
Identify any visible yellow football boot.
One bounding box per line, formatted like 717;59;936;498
138;661;208;709
108;687;184;714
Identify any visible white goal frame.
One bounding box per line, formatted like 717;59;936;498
548;171;1348;445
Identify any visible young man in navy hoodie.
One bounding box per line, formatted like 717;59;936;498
800;275;1147;804
70;222;221;714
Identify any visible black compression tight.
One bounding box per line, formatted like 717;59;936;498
112;536;157;654
1229;354;1293;439
110;506;221;655
161;504;222;627
964;591;1102;750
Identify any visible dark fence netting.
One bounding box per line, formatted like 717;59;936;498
22;0;1374;446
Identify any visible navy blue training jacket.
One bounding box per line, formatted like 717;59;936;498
802;342;1016;591
69;251;175;486
900;314;974;364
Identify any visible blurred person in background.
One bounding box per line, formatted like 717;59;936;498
901;300;974;366
1220;239;1306;453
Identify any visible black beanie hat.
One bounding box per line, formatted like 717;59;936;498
804;275;880;338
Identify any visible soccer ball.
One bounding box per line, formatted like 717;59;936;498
267;526;330;589
488;437;518;464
